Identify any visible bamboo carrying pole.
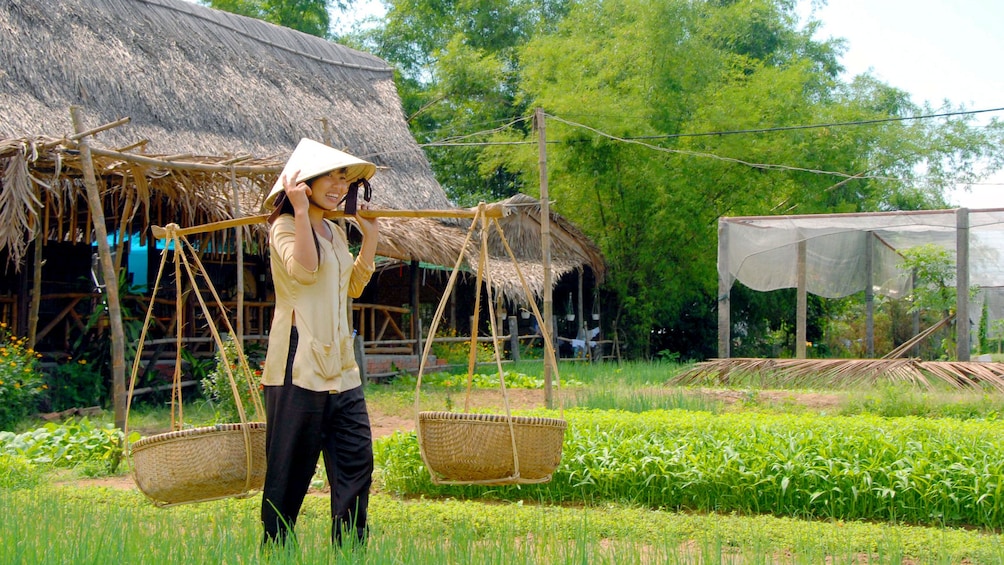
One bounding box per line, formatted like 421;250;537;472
149;205;507;239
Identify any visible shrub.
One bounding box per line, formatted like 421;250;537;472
43;355;106;412
200;335;265;423
0;452;41;489
430;328;494;365
0;323;46;430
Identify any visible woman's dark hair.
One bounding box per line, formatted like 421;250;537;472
267;192;295;224
267;167;350;224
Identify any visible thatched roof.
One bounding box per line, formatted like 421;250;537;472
0;0;604;301
0;0;447;223
377;194;606;301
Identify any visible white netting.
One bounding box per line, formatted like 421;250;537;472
720;208;1004;334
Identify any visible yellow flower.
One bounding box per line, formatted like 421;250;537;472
78;359;87;365
9;361;15;368
14;382;20;388
41;384;48;390
0;322;6;328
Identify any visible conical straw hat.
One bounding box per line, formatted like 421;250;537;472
265;138;375;207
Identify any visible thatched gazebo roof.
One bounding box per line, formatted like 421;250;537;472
0;0;604;302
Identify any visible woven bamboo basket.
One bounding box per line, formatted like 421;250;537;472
418;411;567;485
127;223;269;507
131;422;267;507
412;203;569;485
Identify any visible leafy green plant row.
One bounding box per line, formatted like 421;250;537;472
0;418;130;476
376;408;1004;529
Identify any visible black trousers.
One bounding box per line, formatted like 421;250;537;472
260;328;374;546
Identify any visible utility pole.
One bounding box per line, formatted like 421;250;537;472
537;107;554;408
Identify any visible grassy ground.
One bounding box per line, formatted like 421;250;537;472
7;359;1004;563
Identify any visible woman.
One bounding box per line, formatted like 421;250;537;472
259;138;379;547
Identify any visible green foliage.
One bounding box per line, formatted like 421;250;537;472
373;430;427;495
199;335;266;423
0;452;42;489
70;276;154;398
395;369;583;390
429;328;494;365
839;384;1004;420
569;386;723;413
899;243;957;315
0;323;46;430
43;354;106;412
0;418;131;475
378;408;1004;529
201;0;337;38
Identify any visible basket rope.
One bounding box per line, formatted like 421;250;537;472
414;203;565;485
125;223;265;506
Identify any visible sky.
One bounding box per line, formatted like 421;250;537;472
797;0;1004;208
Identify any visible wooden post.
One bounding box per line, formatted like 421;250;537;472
449;282;457;332
577;266;585;342
410;259;420;354
537;107;554;408
796;239;807;359
717;218;731;358
957;208;971;361
71;106;128;431
911;269;920;357
509;315;520;362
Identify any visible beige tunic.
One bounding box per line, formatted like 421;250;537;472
261;215;375;392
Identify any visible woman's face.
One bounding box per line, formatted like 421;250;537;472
307;168;349;211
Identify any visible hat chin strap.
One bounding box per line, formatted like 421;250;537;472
340;178;372;215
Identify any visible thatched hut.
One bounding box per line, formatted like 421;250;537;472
0;0;606;363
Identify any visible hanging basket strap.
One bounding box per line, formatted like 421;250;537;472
413;203;566;484
126;223;265;498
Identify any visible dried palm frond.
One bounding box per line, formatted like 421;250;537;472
671;357;1004;393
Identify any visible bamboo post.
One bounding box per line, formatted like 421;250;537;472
71;106;128;431
231;167;244;344
28;213;43;349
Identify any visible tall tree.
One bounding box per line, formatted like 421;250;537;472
202;0;341;38
347;0;571;204
288;0;1004;359
511;0;1004;358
